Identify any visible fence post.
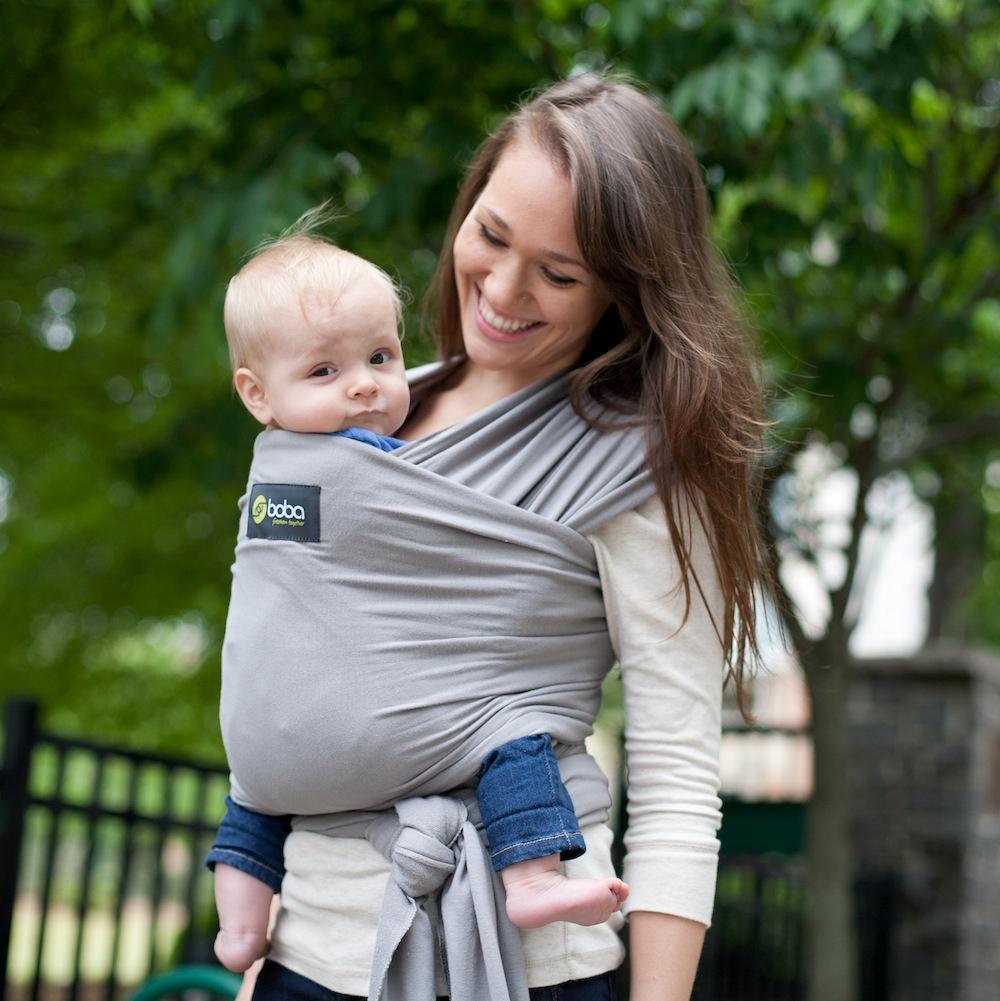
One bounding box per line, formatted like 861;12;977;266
0;698;38;1001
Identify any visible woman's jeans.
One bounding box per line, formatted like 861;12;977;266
252;960;617;1001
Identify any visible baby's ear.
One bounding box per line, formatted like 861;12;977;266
233;368;273;426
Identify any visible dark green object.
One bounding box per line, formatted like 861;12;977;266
129;966;241;1001
719;798;806;856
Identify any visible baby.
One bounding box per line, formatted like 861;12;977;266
209;229;628;972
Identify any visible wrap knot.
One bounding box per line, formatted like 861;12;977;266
368;796;468;900
388;825;458;898
364;793;532;1001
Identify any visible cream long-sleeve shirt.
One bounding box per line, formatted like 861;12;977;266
266;495;725;993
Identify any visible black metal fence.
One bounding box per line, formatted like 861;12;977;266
689;858;897;1001
0;699;229;1001
693;855;805;1000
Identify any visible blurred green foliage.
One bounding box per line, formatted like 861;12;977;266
1;0;998;756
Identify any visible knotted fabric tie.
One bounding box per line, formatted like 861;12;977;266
365;795;530;1001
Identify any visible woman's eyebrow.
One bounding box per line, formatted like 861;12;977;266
482;206;586;269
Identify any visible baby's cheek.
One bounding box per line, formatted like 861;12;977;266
391;386;412;420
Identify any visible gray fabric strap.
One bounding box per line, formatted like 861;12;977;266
301;751;611;1000
363;796;530;1001
398;366;656;537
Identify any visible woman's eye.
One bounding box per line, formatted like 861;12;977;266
478;223;505;247
543;268;577;288
369;351;389;365
310;366;335;378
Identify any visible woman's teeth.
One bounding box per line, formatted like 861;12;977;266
478;293;538;333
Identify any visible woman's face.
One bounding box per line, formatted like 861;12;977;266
452;140;611;385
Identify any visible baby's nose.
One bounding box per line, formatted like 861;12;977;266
349;375;379;397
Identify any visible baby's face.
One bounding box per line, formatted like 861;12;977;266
250;273;409;437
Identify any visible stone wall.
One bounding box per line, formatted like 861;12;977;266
847;645;1000;1001
962;649;1000;1001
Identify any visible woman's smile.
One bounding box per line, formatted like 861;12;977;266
473;285;545;341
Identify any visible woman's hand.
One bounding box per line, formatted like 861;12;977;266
628;911;707;1001
235;958;264;1001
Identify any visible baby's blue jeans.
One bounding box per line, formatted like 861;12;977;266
206;732;585;887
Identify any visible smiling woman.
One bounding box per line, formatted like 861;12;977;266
222;72;775;1001
451;141;611;380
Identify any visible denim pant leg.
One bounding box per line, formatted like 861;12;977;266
251;962;616;1001
253;962;349;1001
477;733;586;871
533;971;617;1000
205;796;291;892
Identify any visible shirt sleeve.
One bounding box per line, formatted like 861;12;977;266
588;493;725;927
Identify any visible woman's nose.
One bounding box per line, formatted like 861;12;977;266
483;259;528;313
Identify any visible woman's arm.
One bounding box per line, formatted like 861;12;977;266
590;492;725;1000
628;912;707;1001
235;957;264;1001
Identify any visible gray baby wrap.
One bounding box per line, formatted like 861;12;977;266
220;367;657;1001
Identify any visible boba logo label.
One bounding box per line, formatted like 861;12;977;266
246;483;320;542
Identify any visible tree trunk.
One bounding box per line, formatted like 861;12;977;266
926;490;986;642
803;646;859;1001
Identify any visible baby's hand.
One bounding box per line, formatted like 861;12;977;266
213;863;275;973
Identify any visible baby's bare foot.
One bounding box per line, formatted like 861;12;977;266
501;856;629;929
214;927;269;973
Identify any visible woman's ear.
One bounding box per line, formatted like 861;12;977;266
233;367;273;426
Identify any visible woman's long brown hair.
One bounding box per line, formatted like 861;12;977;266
425;73;775;722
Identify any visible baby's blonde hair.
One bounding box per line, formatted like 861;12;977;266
224;208;402;372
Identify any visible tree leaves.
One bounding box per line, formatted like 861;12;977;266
670;52;783;135
783;46;844;103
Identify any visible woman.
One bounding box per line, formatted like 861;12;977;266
244;72;771;1001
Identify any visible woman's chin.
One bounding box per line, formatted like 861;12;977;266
461;343;574;394
462;331;531;375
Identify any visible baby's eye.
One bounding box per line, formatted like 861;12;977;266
542;268;577;288
309;366;335;378
479;223;505;248
369;350;390;365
